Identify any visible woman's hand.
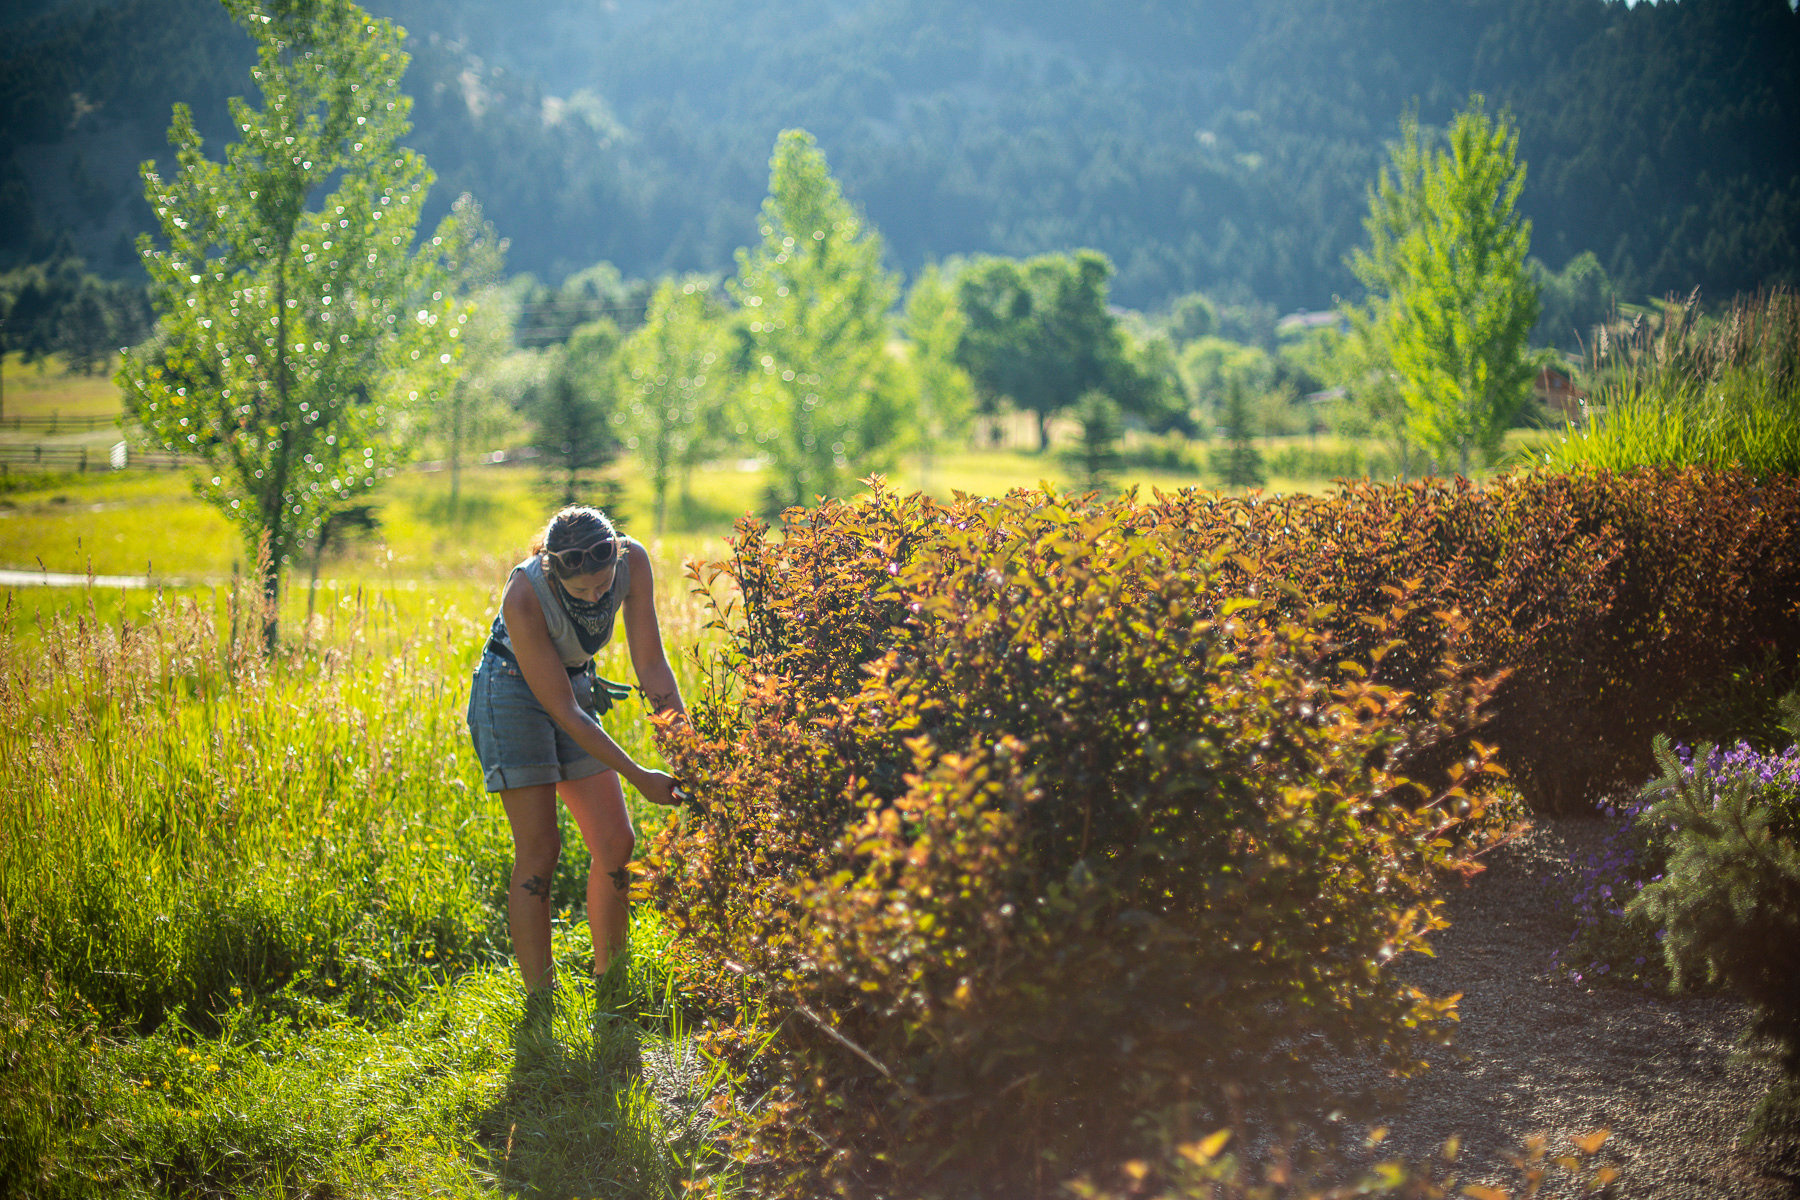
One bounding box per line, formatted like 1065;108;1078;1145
631;768;682;807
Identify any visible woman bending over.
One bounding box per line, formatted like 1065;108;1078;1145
467;504;683;995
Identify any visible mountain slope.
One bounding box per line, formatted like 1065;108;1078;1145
3;0;1796;309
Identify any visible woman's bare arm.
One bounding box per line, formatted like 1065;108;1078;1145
621;541;687;720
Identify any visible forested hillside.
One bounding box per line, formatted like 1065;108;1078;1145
3;0;1796;310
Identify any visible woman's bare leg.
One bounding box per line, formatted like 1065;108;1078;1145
498;782;561;992
558;769;636;975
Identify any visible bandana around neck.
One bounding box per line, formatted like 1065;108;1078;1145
553;575;615;640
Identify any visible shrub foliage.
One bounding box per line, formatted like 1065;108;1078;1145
646;483;1509;1197
1158;468;1800;812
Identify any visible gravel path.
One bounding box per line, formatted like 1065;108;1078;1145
1384;817;1799;1198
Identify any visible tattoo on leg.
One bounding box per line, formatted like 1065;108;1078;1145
521;874;552;900
608;866;630;893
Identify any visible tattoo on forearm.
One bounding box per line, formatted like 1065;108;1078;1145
521;874;551;900
608;866;630;893
649;688;682;712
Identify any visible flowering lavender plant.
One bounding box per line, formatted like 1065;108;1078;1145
1550;791;1670;991
1627;725;1800;1143
1672;739;1800;834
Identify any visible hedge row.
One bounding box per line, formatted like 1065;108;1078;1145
1164;469;1800;811
643;469;1800;1198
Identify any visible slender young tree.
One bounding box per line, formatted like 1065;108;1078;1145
614;276;732;534
732;129;900;512
1348;98;1541;476
1211;376;1266;489
404;193;507;520
118;0;478;645
899;263;975;491
529;348;618;507
1062;389;1124;492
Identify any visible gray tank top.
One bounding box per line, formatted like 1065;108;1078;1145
487;548;631;669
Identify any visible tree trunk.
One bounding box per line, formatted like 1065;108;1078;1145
306;515;333;629
449;379;464;520
261;552;282;652
264;247;292;651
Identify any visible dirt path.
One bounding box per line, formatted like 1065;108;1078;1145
1386;818;1799;1198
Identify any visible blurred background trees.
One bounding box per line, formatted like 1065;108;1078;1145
6;0;1796;526
612;276;734;534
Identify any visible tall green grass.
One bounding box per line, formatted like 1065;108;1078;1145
0;559;732;1197
1543;287;1800;476
2;580;503;1021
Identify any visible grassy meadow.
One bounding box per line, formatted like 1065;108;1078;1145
1;495;741;1197
0;353;124;424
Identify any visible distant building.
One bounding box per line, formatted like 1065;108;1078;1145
1276;310;1349;336
1534;366;1589;423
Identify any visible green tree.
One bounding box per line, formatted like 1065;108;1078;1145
614;276;733;533
529;346;618;508
56;283;114;376
1061;389;1124;492
1181;334;1273;431
1532;250;1616;354
1209;377;1266;489
118;0;477;645
954;250;1135;452
1348;99;1542;476
1114;328;1192;435
899;263;975;491
1166;291;1218;344
732;129;900;512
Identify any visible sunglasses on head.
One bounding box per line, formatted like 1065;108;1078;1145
547;536;620;578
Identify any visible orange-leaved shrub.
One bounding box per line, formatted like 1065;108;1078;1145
644;484;1509;1199
1145;468;1800;812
